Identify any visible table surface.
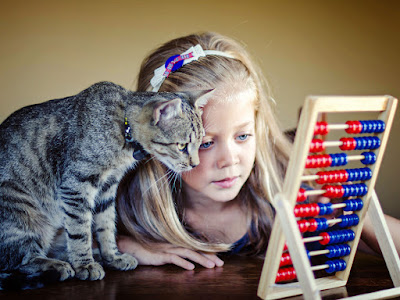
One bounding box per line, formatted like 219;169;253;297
0;252;396;300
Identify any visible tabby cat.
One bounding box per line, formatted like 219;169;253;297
0;81;211;289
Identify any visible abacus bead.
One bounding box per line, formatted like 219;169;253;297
310;139;325;152
326;259;347;273
354;137;381;150
314;121;329;135
308;219;318;232
316;170;349;184
276;267;297;283
361;152;376;165
355;198;364;210
306;154;332;168
319;232;330;245
340;138;356;150
280;252;292;267
357;183;368;196
339;214;359;227
376;120;386;133
297;188;307;202
297;219;309;232
323;185;344;198
345;120;362;134
318;203;333;215
330;153;348;167
316;218;329;231
345;229;356;242
326;245;351;258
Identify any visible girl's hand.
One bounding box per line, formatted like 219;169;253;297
117;235;224;270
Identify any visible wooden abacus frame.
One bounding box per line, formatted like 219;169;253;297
258;95;400;300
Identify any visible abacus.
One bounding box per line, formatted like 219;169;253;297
258;96;400;300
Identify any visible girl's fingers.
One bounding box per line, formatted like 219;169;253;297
171;248;216;269
165;253;195;270
202;253;224;267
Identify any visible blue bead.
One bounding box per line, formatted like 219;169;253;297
330;153;348;167
318;203;333;215
326;259;346;273
325;203;333;215
317;218;329;231
361;152;376;165
343;200;353;211
355;198;364;210
377;120;386;133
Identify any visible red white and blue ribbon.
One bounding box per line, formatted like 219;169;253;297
163;53;194;78
150;44;234;92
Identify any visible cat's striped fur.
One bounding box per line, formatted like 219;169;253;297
0;81;210;289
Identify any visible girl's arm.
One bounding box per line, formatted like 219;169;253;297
117;235;224;270
360;213;400;255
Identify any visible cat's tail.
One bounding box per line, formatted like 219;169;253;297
0;270;61;290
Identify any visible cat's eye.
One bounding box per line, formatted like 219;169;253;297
177;143;188;152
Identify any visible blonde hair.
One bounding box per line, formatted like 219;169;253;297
117;32;292;255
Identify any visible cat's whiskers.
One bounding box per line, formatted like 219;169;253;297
167;170;181;193
145;171;170;195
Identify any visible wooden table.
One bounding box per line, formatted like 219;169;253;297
0;252;395;300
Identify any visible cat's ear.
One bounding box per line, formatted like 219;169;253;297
153;98;182;125
186;89;215;110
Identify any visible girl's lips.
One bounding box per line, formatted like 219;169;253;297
212;177;238;188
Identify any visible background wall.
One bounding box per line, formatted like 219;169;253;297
1;0;399;217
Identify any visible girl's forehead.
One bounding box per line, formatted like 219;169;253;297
202;92;256;131
207;85;257;107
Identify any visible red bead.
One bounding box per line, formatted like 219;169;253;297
340;137;356;151
297;219;309;232
276;267;297;283
316;170;349;184
294;203;320;217
280;252;292;267
345;120;362;134
297;188;307;202
314;121;329;135
319;232;330;245
308;218;318;232
306;154;332;168
309;139;325;152
323;185;344;198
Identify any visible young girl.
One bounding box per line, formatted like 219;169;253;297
116;32;400;270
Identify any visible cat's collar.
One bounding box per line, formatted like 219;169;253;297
124;117;149;161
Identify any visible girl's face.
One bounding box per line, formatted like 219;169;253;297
181;90;256;204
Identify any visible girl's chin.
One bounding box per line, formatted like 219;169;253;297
206;189;242;202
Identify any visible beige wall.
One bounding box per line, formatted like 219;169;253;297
1;0;400;217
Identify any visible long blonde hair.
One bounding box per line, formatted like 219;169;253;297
117;32;292;255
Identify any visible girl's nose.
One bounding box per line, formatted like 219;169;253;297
216;142;239;169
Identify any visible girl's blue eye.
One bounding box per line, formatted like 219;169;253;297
200;141;213;149
237;134;248;141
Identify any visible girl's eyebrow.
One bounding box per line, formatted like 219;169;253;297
204;121;255;136
234;121;255;130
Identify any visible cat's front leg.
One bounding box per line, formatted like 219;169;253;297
60;184;105;280
94;182;138;271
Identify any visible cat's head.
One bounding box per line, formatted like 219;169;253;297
135;90;213;173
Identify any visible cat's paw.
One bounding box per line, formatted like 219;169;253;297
104;253;138;271
51;260;76;281
74;262;105;280
20;258;75;281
